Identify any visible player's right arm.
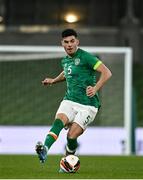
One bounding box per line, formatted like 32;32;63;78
42;71;65;86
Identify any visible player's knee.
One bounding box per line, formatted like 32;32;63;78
67;130;79;139
55;113;69;125
67;123;83;139
67;131;74;139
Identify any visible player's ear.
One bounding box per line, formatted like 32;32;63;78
76;39;79;46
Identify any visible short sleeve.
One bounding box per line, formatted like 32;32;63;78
85;53;102;70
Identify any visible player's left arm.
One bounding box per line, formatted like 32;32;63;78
86;63;112;97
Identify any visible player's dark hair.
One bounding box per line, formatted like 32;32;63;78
62;29;78;38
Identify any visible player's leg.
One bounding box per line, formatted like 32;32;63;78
66;122;83;155
59;122;83;173
44;113;68;149
35;113;68;163
35;100;75;163
66;104;98;155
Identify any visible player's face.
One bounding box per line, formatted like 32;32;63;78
61;36;79;56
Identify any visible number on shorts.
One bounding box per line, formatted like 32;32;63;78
84;115;91;125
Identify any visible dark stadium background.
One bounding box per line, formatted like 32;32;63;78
0;0;142;153
0;0;143;178
0;0;142;125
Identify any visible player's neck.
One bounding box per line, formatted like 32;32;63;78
67;47;79;58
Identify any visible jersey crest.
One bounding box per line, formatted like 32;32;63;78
74;58;80;65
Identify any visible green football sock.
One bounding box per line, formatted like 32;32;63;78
67;137;78;153
44;119;64;150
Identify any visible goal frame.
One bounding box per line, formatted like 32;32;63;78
0;45;133;155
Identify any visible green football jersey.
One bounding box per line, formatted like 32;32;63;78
61;48;102;108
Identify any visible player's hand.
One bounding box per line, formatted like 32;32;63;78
42;78;54;86
86;86;96;97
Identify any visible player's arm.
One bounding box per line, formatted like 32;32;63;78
86;63;112;97
42;71;65;86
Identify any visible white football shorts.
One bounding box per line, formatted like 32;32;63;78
56;100;98;130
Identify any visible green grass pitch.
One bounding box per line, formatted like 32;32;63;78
0;155;143;179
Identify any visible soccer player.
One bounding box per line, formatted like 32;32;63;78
35;29;112;163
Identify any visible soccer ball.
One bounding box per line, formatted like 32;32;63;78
60;155;80;173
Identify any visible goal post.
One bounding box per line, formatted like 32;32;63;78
84;47;133;155
0;45;134;155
